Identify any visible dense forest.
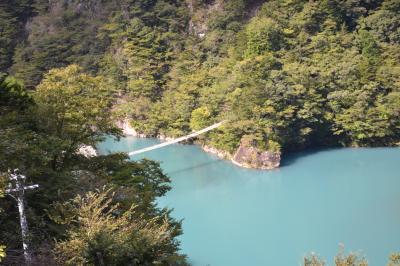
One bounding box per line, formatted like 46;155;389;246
2;0;399;156
0;0;399;264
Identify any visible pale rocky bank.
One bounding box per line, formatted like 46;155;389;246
115;119;281;170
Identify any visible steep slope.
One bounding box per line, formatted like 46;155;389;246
2;0;400;167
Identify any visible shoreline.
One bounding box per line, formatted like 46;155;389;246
115;119;241;165
114;119;280;170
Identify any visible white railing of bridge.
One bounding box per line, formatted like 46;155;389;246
128;121;225;156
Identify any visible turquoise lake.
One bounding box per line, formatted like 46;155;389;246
98;136;400;266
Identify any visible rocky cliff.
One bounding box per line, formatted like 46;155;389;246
115;119;147;138
231;138;281;170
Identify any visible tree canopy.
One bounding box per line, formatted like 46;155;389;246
0;0;399;262
0;68;185;263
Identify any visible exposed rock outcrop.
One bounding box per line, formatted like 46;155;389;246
77;145;98;158
187;0;223;38
158;134;175;141
115;119;147;138
116;119;177;140
202;145;231;160
231;139;281;170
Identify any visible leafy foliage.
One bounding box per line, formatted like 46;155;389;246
132;0;400;154
0;0;399;262
34;64;119;171
0;73;36;172
304;253;325;266
0;173;5;262
303;246;399;266
55;188;186;266
6;0;399;155
0;68;185;263
0;0;33;72
303;247;400;266
388;253;400;266
11;0;118;88
0;245;5;262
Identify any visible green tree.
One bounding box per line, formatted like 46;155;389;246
0;73;37;172
0;0;33;72
0;174;5;263
0;66;121;257
54;188;187;266
0;3;19;72
33;65;120;170
82;155;173;215
245;17;283;57
0;245;5;263
1;68;186;262
190;106;211;131
100;0;188;100
362;1;400;44
11;0;116;88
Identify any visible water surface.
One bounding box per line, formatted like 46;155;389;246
98;137;400;265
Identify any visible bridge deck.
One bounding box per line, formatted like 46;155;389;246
128;121;225;156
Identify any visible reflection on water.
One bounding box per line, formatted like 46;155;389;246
98;137;400;266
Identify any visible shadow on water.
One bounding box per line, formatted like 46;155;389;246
165;147;344;173
280;147;343;168
166;159;225;175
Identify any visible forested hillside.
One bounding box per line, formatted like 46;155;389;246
2;0;399;158
0;0;399;263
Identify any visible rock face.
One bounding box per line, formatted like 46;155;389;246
231;140;281;170
115;119;147;137
116;119;177;140
116;119;137;136
202;145;231;160
158;134;175;141
77;145;98;158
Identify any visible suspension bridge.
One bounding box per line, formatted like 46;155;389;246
128;121;225;156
